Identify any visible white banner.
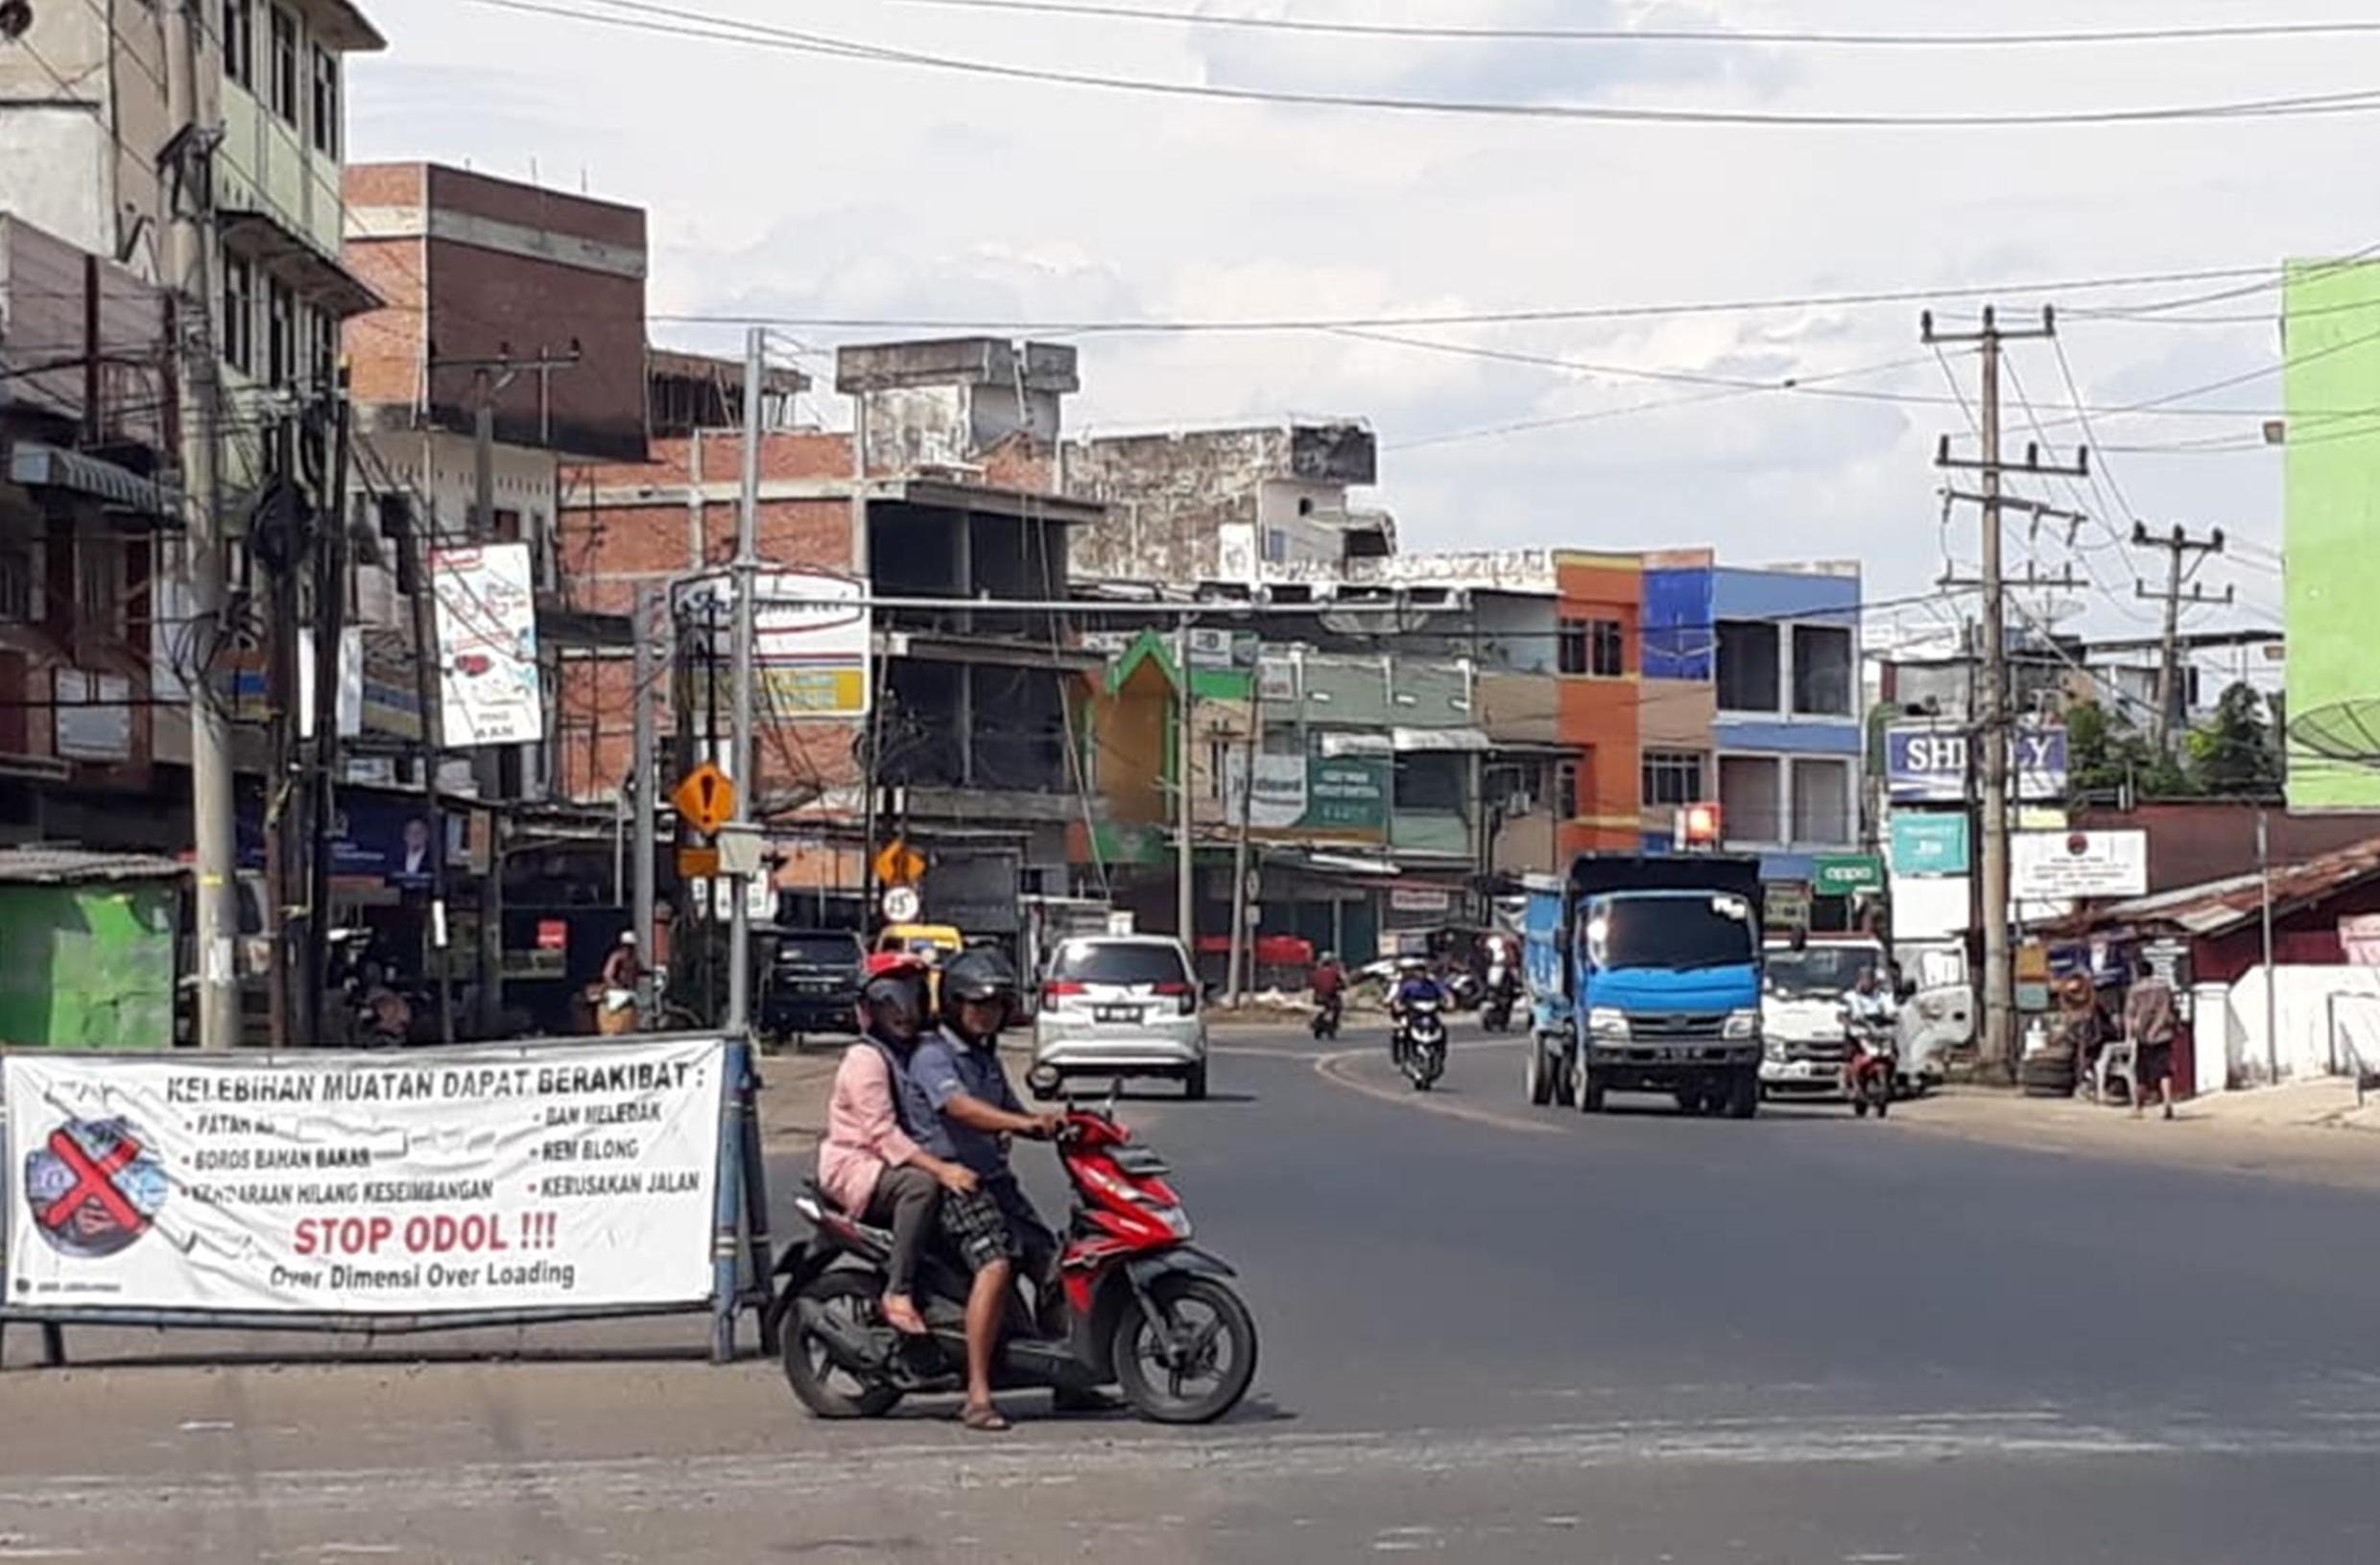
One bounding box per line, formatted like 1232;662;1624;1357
431;543;543;747
4;1037;725;1316
1221;749;1307;829
2010;829;2150;900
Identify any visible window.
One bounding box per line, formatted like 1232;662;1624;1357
1050;939;1192;988
1559;617;1625;676
1718;754;1781;843
1641;749;1706;807
311;45;340;154
0;540;34;623
220;250;252;372
1717;619;1781;712
223;0;253;88
76;535;125;642
1590;618;1625;677
1262;527;1286;563
266;277;295;386
1791;757;1853;845
1393;751;1464;813
1792;623;1854;716
270;6;298;123
1554;760;1579;820
310;305;337;391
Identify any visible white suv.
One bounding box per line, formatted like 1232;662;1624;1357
1031;936;1209;1100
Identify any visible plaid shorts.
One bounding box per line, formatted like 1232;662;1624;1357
939;1184;1019;1272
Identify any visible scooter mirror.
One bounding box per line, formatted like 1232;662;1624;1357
1026;1062;1063;1100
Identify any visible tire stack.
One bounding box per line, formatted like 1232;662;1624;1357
2019;1050;2079;1099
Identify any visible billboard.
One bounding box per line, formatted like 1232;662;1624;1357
430;543;542;747
1885;725;2067;803
674;568;871;719
1889;812;1970;877
1222;753;1390;835
2010;830;2149;900
5;1037;725;1316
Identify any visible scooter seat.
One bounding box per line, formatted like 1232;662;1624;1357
799;1180;897;1255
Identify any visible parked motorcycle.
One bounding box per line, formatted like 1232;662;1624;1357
1395;994;1449;1092
770;1088;1259;1426
1844;1010;1897;1119
1310;991;1343;1041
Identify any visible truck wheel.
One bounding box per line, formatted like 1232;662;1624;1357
1726;1070;1760;1120
1556;1055;1580;1109
1579;1069;1606;1114
1526;1042;1552;1106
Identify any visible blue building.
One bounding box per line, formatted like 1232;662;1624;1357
1696;564;1865;887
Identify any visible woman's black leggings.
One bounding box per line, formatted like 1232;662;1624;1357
863;1165;940;1295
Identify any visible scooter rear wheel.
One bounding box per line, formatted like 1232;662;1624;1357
781;1271;906;1419
1111;1272;1259;1425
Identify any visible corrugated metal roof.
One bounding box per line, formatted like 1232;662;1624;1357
0;847;189;886
2090;834;2380;937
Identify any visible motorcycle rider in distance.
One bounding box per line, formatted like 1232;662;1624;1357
1309;951;1346;1031
910;947;1068;1432
818;957;982;1339
1842;965;1896;1093
1388;956;1444;1064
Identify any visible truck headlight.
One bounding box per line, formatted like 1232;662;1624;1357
1588;1007;1630;1041
1763;1037;1786;1062
1724;1008;1760;1041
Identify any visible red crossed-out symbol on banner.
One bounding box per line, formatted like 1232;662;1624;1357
38;1127;152;1237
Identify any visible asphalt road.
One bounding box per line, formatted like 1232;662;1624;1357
4;1021;2379;1563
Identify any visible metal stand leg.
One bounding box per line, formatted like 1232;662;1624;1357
739;1063;777;1355
709;1039;748;1365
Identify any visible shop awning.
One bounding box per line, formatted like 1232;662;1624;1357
1392;725;1493;753
1319;732;1393;758
10;441;180;527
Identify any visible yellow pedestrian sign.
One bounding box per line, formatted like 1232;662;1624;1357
673;764;736;837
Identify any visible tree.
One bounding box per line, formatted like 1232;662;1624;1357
2065;698;2193;802
2185;681;2284;798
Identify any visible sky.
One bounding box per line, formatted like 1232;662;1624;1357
349;0;2375;648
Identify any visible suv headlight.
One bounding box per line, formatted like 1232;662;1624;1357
1587;1007;1630;1040
1724;1008;1761;1041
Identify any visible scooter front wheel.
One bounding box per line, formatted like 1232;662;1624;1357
1111;1272;1259;1425
781;1271;905;1419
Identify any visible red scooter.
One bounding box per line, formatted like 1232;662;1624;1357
1844;1009;1897;1119
769;1079;1259;1425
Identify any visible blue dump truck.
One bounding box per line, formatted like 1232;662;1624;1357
1521;853;1767;1119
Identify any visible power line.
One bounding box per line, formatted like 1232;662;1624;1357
466;0;2380;128
829;0;2380;51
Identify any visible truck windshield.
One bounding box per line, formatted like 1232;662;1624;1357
1764;946;1876;998
1585;894;1755;971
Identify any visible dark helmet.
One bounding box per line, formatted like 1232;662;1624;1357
940;947;1019;1037
857;954;931;1040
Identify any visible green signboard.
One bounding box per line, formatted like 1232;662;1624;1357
1305;758;1390;832
1812;853;1885;895
1889;813;1970;877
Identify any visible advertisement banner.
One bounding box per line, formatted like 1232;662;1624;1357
1886;725;2067;803
1222;750;1308;829
1306;758;1390;831
1812;854;1884;895
431;543;542;747
5;1037;725;1316
1890;813;1971;876
675;569;871;719
2010;830;2150;900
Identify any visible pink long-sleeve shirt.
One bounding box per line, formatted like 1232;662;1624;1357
818;1043;926;1215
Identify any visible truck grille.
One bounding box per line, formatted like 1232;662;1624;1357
1630;1012;1727;1040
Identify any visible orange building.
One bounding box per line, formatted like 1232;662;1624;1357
1553;551;1646;859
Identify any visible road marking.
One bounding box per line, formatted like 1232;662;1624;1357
1311;1043;1559;1136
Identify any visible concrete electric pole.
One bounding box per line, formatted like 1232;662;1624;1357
2133;523;2231;753
1922;305;2084;1077
164;0;238;1048
724;327;765;1039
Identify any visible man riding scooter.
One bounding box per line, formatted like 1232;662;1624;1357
1388;957;1444;1063
1842;965;1899;1112
1309;951;1346;1039
910;947;1113;1428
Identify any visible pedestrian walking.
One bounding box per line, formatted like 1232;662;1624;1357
2125;970;2180;1121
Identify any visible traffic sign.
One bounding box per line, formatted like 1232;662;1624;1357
881;885;922;922
872;837;924;888
1812;853;1885;896
672;764;735;837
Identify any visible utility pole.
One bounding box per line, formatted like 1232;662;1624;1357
303;388;352;1043
1226;665;1265;1007
163;0;238;1049
631;583;660;1026
262;414;303;1050
1923;305;2082;1078
2133;523;2231;753
724;327;765;1038
1175;622;1197;958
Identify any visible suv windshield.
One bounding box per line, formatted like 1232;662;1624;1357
1764;945;1879;998
776;936;859;967
1585;893;1756;972
1051;941;1189;986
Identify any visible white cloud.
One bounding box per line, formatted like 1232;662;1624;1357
351;0;2380;627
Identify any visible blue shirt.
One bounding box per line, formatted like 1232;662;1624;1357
911;1032;1025;1179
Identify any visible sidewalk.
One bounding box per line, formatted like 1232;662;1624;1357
1897;1077;2380;1192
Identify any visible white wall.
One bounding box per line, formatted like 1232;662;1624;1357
2220;966;2380;1087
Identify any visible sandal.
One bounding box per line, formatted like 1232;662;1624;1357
961;1402;1012;1433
